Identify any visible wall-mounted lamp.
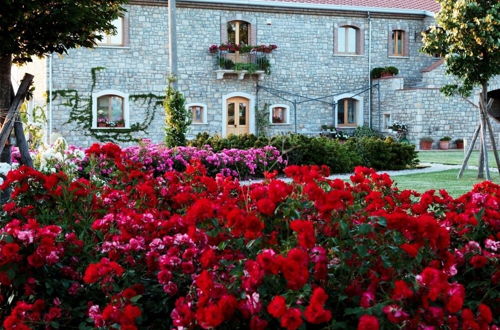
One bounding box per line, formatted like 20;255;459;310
266;19;272;25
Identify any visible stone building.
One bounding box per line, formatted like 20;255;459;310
15;0;500;148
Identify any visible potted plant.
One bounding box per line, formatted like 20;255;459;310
97;118;108;127
381;66;399;78
371;66;399;79
455;138;464;149
420;136;433;150
115;119;125;128
439;136;452;150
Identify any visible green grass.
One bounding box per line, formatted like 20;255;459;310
393;169;500;197
418;150;498;167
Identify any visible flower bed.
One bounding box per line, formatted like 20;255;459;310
0;143;498;329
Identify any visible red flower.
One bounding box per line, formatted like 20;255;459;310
290;220;316;249
399;243;420;257
391;280;413;300
267;295;287;318
280;308;302;330
304;287;332;324
256;198;276;216
357;315;379;330
469;255;488;268
477;303;492;324
83;258;124;284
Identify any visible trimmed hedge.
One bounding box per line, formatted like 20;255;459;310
190;133;418;173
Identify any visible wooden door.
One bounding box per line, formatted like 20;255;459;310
226;97;249;135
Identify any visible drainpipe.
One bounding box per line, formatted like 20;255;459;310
48;53;53;145
169;0;178;88
367;11;372;128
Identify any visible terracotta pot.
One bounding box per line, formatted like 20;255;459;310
456;141;464;149
439;141;450;150
381;72;394;78
420;140;433;150
97;123;107;127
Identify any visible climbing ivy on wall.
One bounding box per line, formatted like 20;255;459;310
50;67;164;143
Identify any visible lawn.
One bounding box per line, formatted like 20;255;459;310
418;150;499;167
393;169;500;197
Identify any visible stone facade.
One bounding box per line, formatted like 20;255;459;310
28;1;500;149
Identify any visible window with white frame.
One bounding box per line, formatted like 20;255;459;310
383;113;392;130
335;95;363;127
92;90;129;129
97;17;125;46
187;103;207;124
335;25;363;55
270;104;289;124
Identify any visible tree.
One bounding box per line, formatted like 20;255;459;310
164;77;191;147
0;0;127;138
421;0;500;179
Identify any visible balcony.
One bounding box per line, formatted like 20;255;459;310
209;44;277;81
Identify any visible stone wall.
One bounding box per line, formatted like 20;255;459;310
47;3;441;146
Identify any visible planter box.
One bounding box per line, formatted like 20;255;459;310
439;141;450;150
420;141;433;150
456;141;464;149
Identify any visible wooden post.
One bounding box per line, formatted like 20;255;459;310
9;83;33;167
0;74;34;156
458;123;480;178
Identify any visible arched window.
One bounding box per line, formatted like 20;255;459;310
338;26;359;54
270;104;290;124
227;20;250;45
337;98;358;127
392;30;406;56
92;90;129;129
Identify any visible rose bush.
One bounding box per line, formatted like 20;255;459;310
0;142;498;329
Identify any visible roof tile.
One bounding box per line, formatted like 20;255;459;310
263;0;440;12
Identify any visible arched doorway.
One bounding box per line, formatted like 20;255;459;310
222;92;256;136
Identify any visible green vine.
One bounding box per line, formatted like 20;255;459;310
50;67;164;143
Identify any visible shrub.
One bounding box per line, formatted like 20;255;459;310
0;150;498;329
345;137;418;170
440;136;452;141
190;133;417;172
164;78;191;147
353;126;384;139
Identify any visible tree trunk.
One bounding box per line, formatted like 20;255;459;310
0;55;12;203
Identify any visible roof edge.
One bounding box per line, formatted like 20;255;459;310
183;0;436;17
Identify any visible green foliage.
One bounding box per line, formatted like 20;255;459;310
52;67;163;143
370;66;399;79
353;126;383;139
440;136;452;141
0;1;127;63
345;137;418;170
164;78;191;147
421;0;500;96
256;104;271;136
190;133;418;173
19;102;46;149
218;56;234;69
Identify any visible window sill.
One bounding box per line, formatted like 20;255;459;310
388;55;410;59
215;69;266;81
270;123;291;126
191;122;208;125
333;53;364;57
95;45;130;50
92;126;131;130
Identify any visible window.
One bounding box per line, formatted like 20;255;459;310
227;21;250;46
383;114;392;130
337;98;357;127
92;90;129;129
392;30;405;56
338;26;358;54
97;17;124;46
270;105;289;124
187;103;207;124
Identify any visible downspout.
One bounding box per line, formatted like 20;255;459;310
367;11;372;128
169;0;178;88
48;53;53;145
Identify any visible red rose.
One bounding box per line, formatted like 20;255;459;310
256;198;276;216
469;255;488;268
357;315;379;330
267;295;287;318
280;308;302;330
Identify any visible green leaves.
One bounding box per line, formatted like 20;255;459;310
422;0;500;96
